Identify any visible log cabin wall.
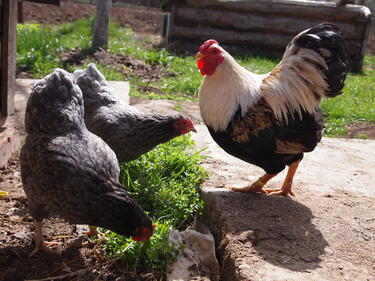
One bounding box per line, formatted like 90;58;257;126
166;0;372;72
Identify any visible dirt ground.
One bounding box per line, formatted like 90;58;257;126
21;0;164;34
0;153;161;281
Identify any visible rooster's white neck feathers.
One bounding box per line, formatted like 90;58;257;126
199;54;263;132
198;47;328;132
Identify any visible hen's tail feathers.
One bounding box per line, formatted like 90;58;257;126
295;23;348;98
74;63;108;86
73;63;111;97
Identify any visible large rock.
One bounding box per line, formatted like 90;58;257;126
192;124;375;281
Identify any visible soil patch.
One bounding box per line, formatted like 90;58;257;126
0;153;160;281
22;0;164;34
344;122;375;139
60;48;174;95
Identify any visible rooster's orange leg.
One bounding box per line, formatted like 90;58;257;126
267;160;300;196
228;173;276;194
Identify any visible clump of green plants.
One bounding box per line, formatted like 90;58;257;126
16;24;63;76
102;135;207;275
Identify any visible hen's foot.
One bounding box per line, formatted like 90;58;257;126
30;220;60;257
29;241;60;257
83;225;99;237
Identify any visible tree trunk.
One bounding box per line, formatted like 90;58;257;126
92;0;112;50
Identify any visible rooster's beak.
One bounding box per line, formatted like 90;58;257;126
195;52;204;61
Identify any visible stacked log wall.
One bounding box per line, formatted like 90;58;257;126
166;0;372;72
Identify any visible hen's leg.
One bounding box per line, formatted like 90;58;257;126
229;173;276;194
29;221;58;257
83;225;99;237
267;160;300;196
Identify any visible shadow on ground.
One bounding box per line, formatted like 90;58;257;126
0;241;88;281
202;189;328;275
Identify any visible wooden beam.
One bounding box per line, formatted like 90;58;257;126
171;25;362;55
184;0;372;22
174;7;366;41
1;0;17;118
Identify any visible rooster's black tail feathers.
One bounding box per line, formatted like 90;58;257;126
295;23;348;98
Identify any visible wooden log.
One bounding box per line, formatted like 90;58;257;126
92;0;112;50
174;7;365;41
183;0;372;22
171;25;362;55
172;25;293;50
1;0;17;118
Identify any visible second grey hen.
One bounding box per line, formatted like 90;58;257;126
74;63;196;163
21;69;154;256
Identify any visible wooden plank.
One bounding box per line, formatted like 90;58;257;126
174;7;365;41
183;0;372;22
0;0;17;118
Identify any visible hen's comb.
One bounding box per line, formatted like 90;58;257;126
199;39;218;52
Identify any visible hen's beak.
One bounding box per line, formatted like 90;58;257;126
195;52;205;61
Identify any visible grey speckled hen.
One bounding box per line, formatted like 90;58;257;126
20;69;153;256
73;63;196;163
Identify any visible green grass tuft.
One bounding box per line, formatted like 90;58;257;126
103;135;207;274
16;24;63;77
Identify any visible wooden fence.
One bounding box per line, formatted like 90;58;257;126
165;0;372;72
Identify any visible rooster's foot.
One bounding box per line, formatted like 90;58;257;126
228;182;267;194
266;187;295;196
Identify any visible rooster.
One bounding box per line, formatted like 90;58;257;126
21;69;154;256
74;64;196;163
195;23;348;196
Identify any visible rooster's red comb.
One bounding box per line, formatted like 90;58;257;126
199;39;219;52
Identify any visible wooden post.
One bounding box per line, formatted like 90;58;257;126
92;0;112;50
1;0;17;119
